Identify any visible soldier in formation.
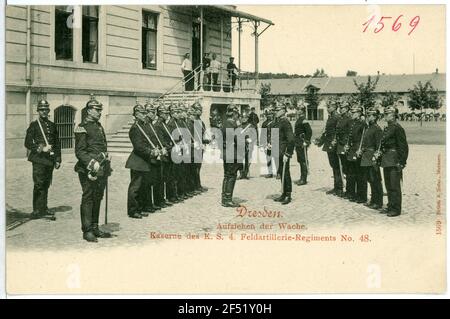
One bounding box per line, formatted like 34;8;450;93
293;104;312;186
375;106;409;217
314;99;343;196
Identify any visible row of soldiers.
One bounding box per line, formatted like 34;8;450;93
25;94;209;242
315;100;409;217
125;99;209;225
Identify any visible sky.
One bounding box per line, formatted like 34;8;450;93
231;4;446;77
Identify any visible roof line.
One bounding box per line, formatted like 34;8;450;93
211;5;274;26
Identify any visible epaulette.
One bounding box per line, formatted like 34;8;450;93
74;124;87;134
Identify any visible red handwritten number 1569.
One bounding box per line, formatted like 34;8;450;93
363;15;420;35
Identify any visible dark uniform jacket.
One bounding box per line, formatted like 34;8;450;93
318;113;339;152
380;122;409;168
221;118;243;163
294;117;312;148
272;116;294;157
74;120;111;176
125;120;159;172
248;112;259;127
24;118;61;166
346;119;366;161
360;123;383;167
154;118;174;152
335;114;352;155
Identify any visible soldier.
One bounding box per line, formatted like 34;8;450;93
126;102;161;219
260;107;275;178
314;100;342;196
180;103;200;196
24;97;61;220
272;102;295;205
74;95;112;242
144;101;165;212
221;104;243;207
345;106;367;203
360;107;383;209
190;102;209;192
375;106;409;217
155;103;178;205
294;104;312;185
336;101;352;196
237;110;257;180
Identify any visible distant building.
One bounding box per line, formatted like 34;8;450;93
6;5;273;157
252;73;446;120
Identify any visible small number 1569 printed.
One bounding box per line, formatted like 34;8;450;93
363;15;420;35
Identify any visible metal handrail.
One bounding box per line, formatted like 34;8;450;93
153;63;203;104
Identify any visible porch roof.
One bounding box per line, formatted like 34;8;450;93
211;5;274;26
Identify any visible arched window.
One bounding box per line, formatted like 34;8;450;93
54;105;76;149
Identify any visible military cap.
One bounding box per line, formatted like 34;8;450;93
133;102;146;116
37;97;50;111
366;107;380;116
192;101;202;110
351;105;364;113
86;94;103;110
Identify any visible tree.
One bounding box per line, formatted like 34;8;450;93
353;75;380;112
408;81;442;126
259;82;272;109
346;70;357;76
381;91;400;108
290;94;302;109
312;68;328;78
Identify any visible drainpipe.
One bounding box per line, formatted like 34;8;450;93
25;6;32;125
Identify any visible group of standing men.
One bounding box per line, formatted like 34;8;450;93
315;100;409;217
23;93;410;243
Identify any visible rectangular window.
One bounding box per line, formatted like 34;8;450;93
82;6;99;63
55;6;73;60
142;11;158;70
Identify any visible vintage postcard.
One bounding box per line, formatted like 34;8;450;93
2;1;447;295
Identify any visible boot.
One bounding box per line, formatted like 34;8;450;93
326;189;336;195
297;178;307;186
92;224;112;238
274;193;286;202
83;231;98;243
280;193;292;205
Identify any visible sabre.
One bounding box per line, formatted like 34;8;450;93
105;156;112;225
36;118;54;156
354;127;366;160
337;155;344;188
281;157;287;194
136;122;161;160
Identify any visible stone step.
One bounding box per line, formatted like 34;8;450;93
108;147;132;154
107;141;133;148
110;136;129;141
108;136;130;143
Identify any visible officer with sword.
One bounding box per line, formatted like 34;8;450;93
74;94;112;242
272;101;295;205
24;96;61;220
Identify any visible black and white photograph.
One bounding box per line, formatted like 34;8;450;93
2;1;447;294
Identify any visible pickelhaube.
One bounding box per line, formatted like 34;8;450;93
384;106;398;115
37;97;50;111
86;94;103;110
144;99;157;112
366;107;380;116
158;103;170;114
351;105;364;113
226;103;239;115
133;101;146;116
340;101;351;109
272;101;286;111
